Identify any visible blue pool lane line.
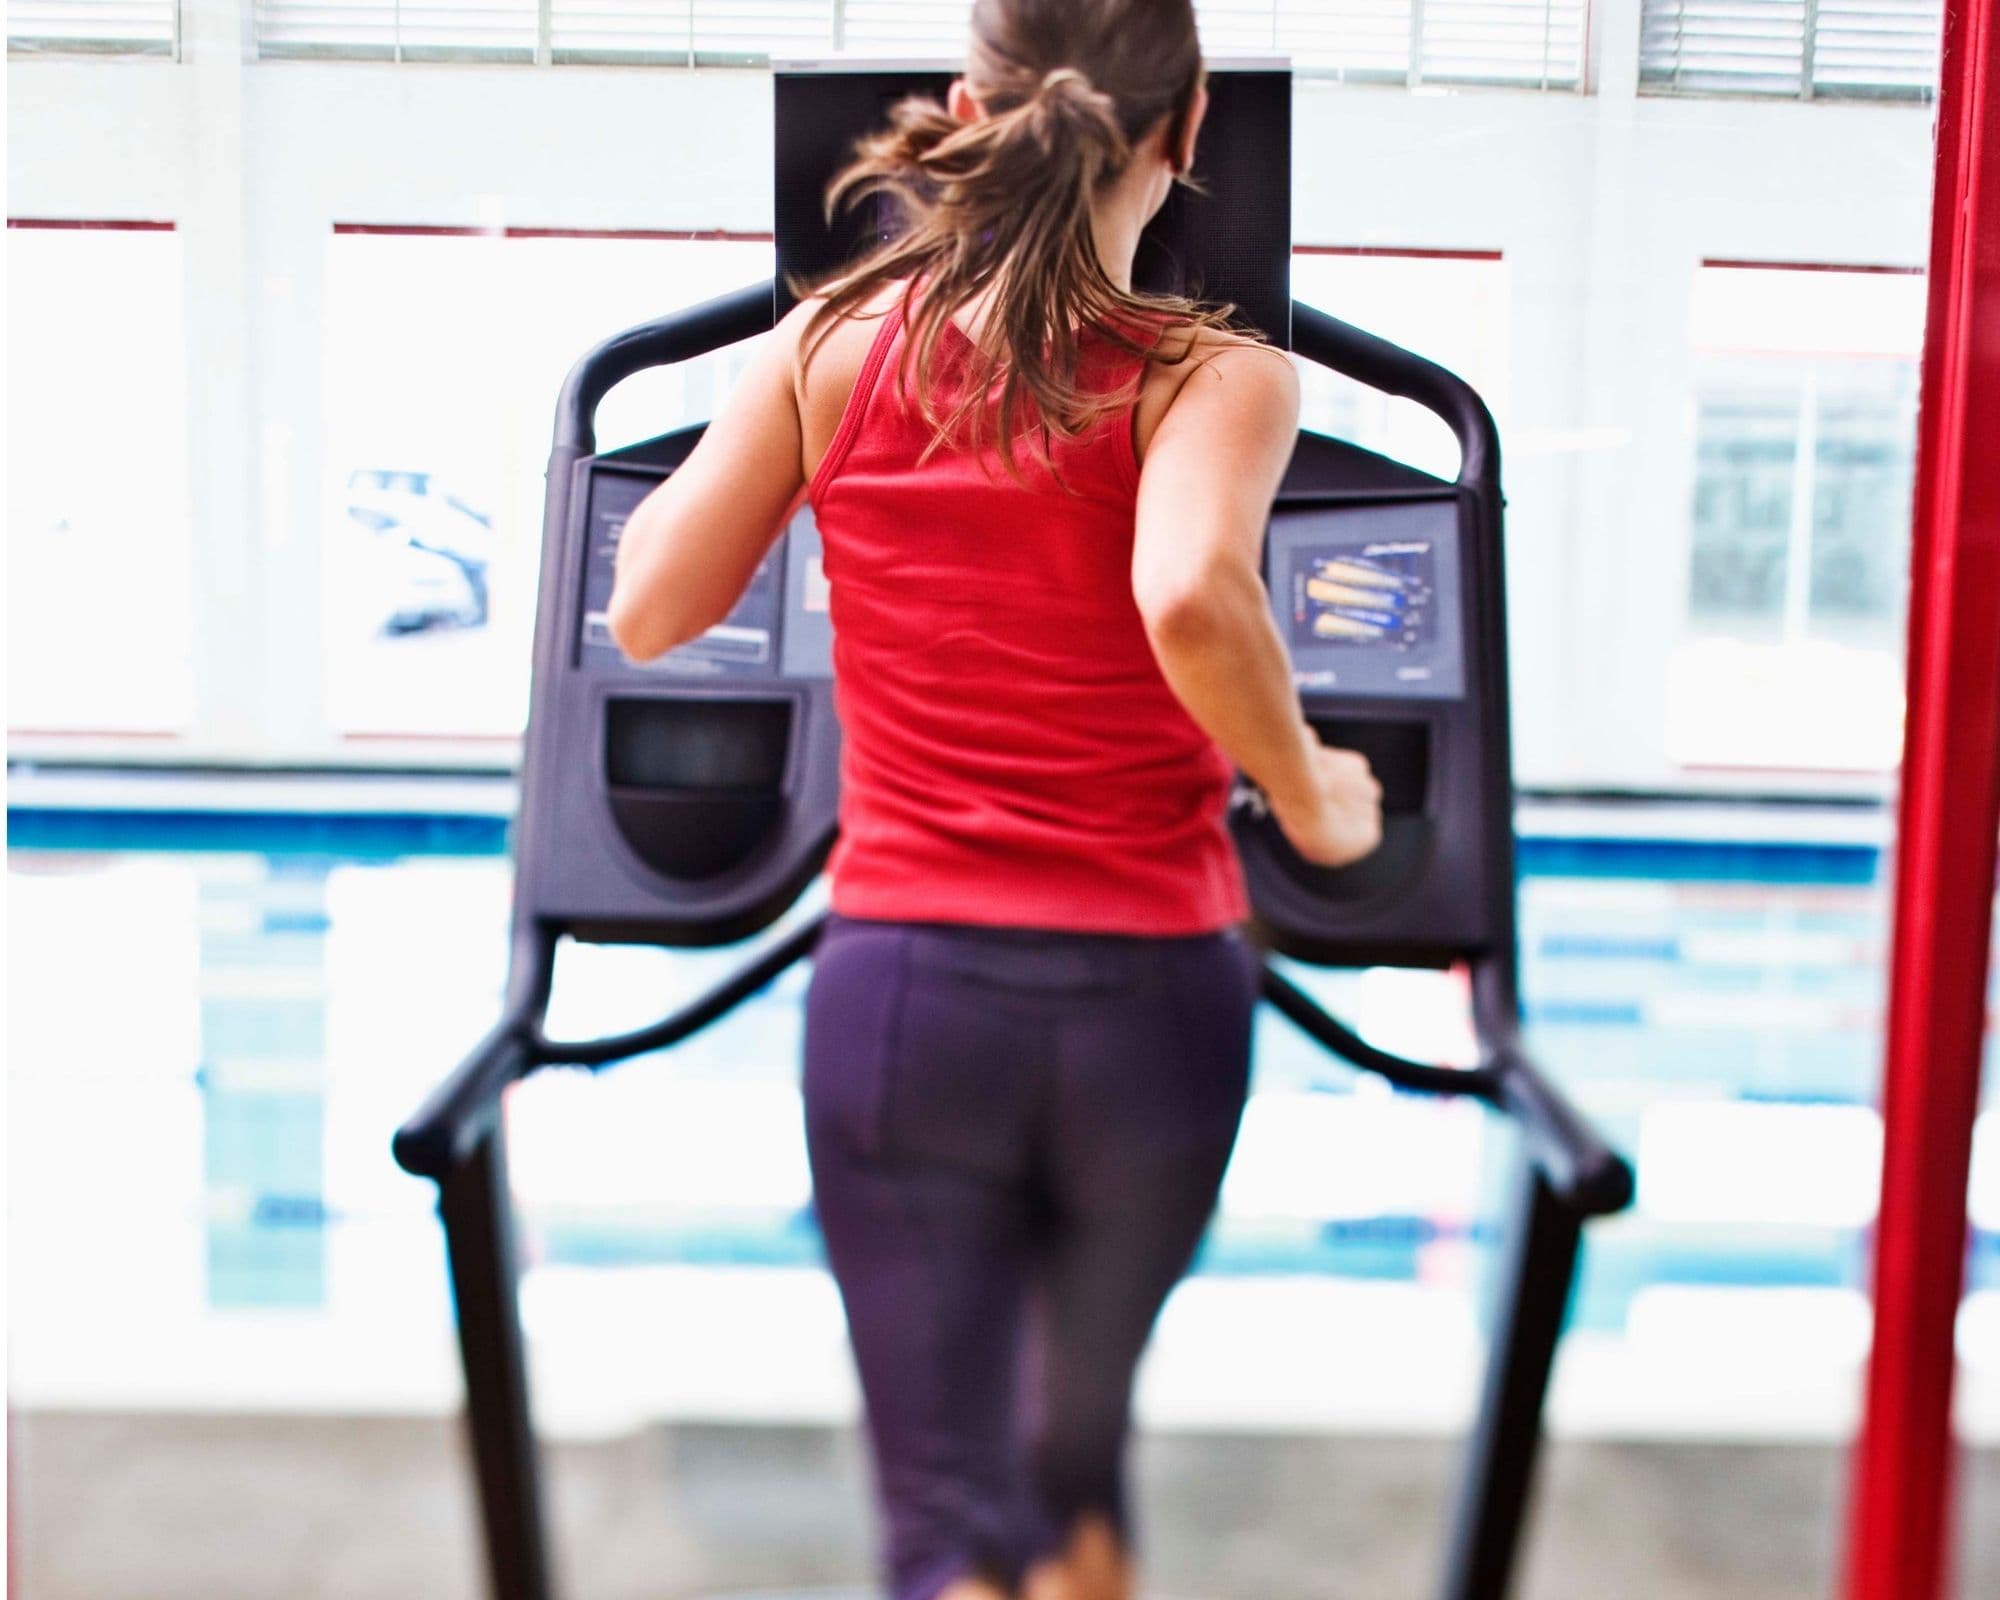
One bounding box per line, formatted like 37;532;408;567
6;804;1885;885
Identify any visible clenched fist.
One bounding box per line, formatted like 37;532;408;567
1272;740;1383;869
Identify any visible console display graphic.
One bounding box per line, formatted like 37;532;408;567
1289;541;1437;652
1266;500;1466;700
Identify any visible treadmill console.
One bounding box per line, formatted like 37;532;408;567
575;464;833;681
1234;427;1508;969
514;437;844;948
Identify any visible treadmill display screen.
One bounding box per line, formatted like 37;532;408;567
1267;500;1466;700
577;465;834;680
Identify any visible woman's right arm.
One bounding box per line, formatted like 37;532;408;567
1131;341;1382;868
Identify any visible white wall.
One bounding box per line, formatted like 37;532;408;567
6;0;1938;787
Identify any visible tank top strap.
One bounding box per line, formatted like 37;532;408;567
807;293;909;505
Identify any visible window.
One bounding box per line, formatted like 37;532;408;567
8;0;177;56
257;0;537;61
320;229;774;739
1639;0;1942;100
1667;263;1924;771
254;0;1588;85
838;0;966;55
7;220;195;734
1201;0;1587;87
1290;249;1513;482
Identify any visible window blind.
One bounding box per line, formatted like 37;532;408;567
8;0;176;55
1811;0;1941;96
695;0;831;60
836;0;970;54
1419;0;1588;87
1200;0;1588;86
252;0;1586;86
544;0;680;64
256;0;538;61
1640;0;1941;98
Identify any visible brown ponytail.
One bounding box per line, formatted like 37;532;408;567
793;0;1246;483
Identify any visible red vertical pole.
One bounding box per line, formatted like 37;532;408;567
1841;2;2000;1598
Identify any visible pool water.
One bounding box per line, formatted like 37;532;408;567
7;805;1995;1440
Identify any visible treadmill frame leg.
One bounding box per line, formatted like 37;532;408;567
1438;1159;1584;1600
439;1123;555;1600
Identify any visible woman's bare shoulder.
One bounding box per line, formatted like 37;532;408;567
1169;321;1290;374
785;280;906;357
787;282;905;396
788;279;910;473
1134;321;1295;463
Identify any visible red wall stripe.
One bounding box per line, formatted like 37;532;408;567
7;217;175;232
331;223;773;243
6;728;182;739
1294;243;1503;262
1703;257;1925;275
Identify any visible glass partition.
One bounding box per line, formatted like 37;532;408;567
319;230;774;738
6;222;194;734
1668;264;1925;773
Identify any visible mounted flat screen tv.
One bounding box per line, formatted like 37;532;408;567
774;60;1293;346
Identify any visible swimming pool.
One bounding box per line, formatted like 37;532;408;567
8;783;1994;1440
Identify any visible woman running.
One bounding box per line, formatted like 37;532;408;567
606;3;1383;1596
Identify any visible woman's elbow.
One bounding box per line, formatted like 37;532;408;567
1139;590;1225;655
1135;560;1249;651
605;591;688;663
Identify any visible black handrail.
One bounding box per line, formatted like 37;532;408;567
1258;960;1631;1218
392;917;824;1182
1261;963;1502;1100
554;280;777;455
392;1015;540;1183
1290;299;1500;492
396;926;1630;1223
1488;1037;1635;1216
535;916;825;1068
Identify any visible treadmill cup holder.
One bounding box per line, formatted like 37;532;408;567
602;694;795;883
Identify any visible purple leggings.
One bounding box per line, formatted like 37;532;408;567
802;910;1258;1600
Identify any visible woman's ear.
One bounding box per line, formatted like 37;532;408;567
1173;80;1209;175
946;77;981;122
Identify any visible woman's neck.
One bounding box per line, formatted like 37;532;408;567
945;169;1158;340
1089;162;1161;292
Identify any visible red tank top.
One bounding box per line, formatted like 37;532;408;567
805;288;1250;935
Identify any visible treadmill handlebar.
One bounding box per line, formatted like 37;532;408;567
1260;961;1502;1100
555;279;778;455
392;1015;538;1182
391;917;826;1183
1488;1037;1637;1217
1289;299;1500;493
396;935;1630;1217
1258;959;1633;1218
547;283;1495;490
535;916;824;1068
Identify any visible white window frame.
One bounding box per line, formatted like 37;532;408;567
8;0;181;57
247;0;1594;88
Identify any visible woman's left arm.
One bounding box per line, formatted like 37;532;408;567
605;307;809;662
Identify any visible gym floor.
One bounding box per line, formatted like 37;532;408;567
12;1413;1998;1600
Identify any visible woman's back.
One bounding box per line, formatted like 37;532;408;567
804;284;1249;934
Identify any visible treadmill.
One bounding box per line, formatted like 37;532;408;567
394;59;1633;1600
